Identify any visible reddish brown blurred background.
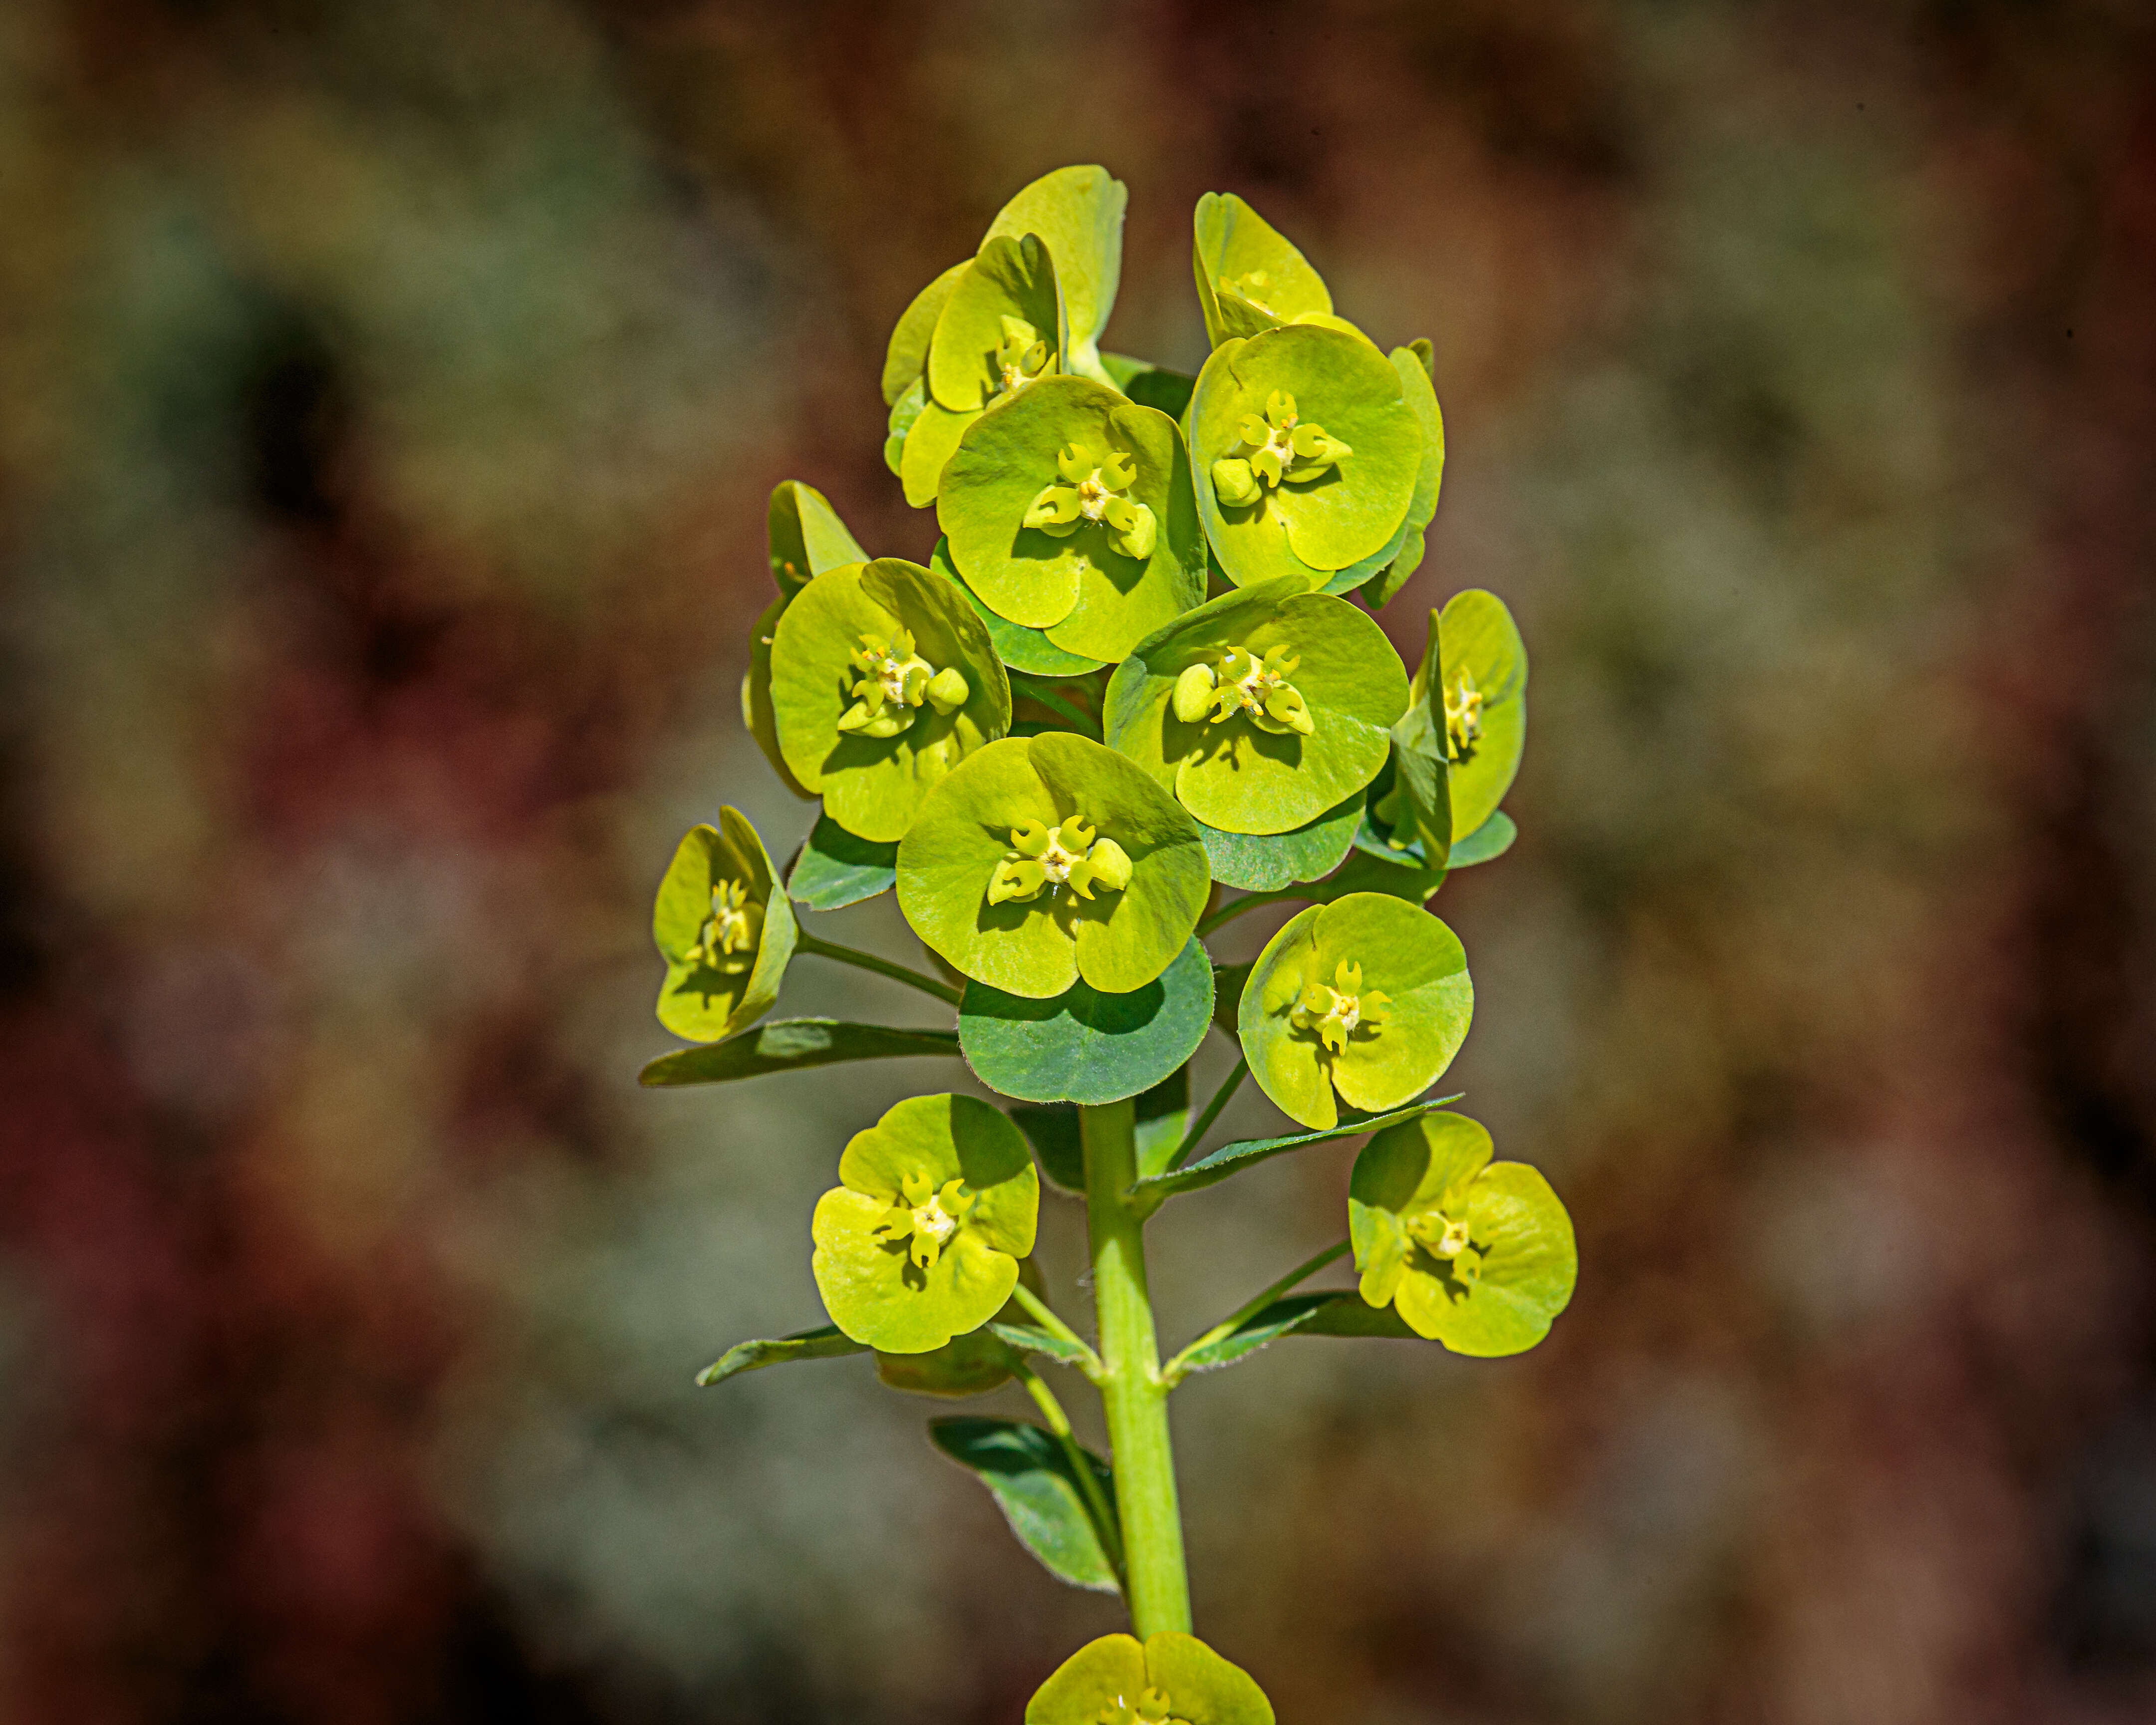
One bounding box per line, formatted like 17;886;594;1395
3;1;2156;1721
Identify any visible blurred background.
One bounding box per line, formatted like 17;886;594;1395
2;1;2155;1720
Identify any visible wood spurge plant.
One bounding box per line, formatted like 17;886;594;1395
643;166;1578;1721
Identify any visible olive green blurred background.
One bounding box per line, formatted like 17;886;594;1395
4;1;2156;1721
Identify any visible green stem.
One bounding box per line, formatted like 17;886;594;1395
1081;1097;1192;1637
1009;1282;1105;1381
1013;1362;1126;1587
1161;1239;1351;1385
1167;1056;1247;1171
794;931;962;1006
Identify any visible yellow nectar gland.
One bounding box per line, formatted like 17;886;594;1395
1445;667;1485;756
1291;959;1390;1056
1209;388;1352;508
1024;441;1157;562
1171;643;1314;736
987;815;1133;907
1094;1688;1189;1725
1408;1207;1482;1282
837;627;969;740
875;1168;977;1271
1220;266;1277;315
688;877;760;969
995;315;1053;400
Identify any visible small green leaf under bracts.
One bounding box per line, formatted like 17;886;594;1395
1448;810;1516;867
1099;351;1197;418
1172;1291;1418;1376
1198;790;1363;892
959;936;1213;1106
929;1417;1122;1594
696;1324;867;1387
638;1020;961;1087
1131;1094;1462;1200
787;813;898;910
986;1323;1099;1371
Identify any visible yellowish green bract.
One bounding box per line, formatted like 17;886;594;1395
1238;892;1472;1130
1189;324;1424;591
1348;1111;1577;1356
651;811;797;1042
1193;191;1334;349
769;557;1012;842
1025;1632;1274;1725
939;375;1205;662
1435;586;1528;840
897;732;1210;999
811;1094;1039;1354
1103;578;1408;836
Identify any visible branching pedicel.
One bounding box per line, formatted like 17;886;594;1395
642;167;1577;1722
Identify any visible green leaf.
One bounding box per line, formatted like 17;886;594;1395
813;1095;1039;1354
1028;1632;1274;1725
696;1324;867;1387
1348;1111;1576;1357
1189;325;1423;588
767;481;868;599
769;557;1013;843
787;812;897;910
939;376;1206;662
960;936;1213;1105
1192;191;1333;349
928;536;1104;678
1173;1291;1419;1375
984;165;1128;375
897;733;1211;999
1238;893;1472;1130
652;811;798;1043
1130;1093;1462;1200
1198;790;1362;892
986;1323;1097;1370
1102;579;1407;837
930;1417;1122;1594
638;1020;960;1087
1100;351;1196;418
1013;1069;1188;1192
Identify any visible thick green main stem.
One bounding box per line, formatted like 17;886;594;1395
1080;1097;1193;1636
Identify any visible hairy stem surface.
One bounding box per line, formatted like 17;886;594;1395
1081;1097;1193;1635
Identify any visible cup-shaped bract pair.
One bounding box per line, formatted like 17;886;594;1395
1432;587;1527;842
1365;341;1446;608
652;810;797;1042
1104;579;1407;837
1348;1111;1576;1356
771;558;1012;843
812;1095;1039;1355
884;166;1129;508
1239;892;1472;1130
1190;324;1424;594
745;482;874;801
940;376;1205;663
898;732;1210;1000
1027;1632;1273;1725
1193;192;1336;350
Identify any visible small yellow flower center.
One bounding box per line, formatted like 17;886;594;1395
875;1168;978;1270
1024;441;1157;561
1208;388;1352;508
995;315;1053;399
1445;667;1486;756
1290;959;1392;1056
688;877;760;969
1171;644;1314;736
987;815;1134;907
838;627;970;740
